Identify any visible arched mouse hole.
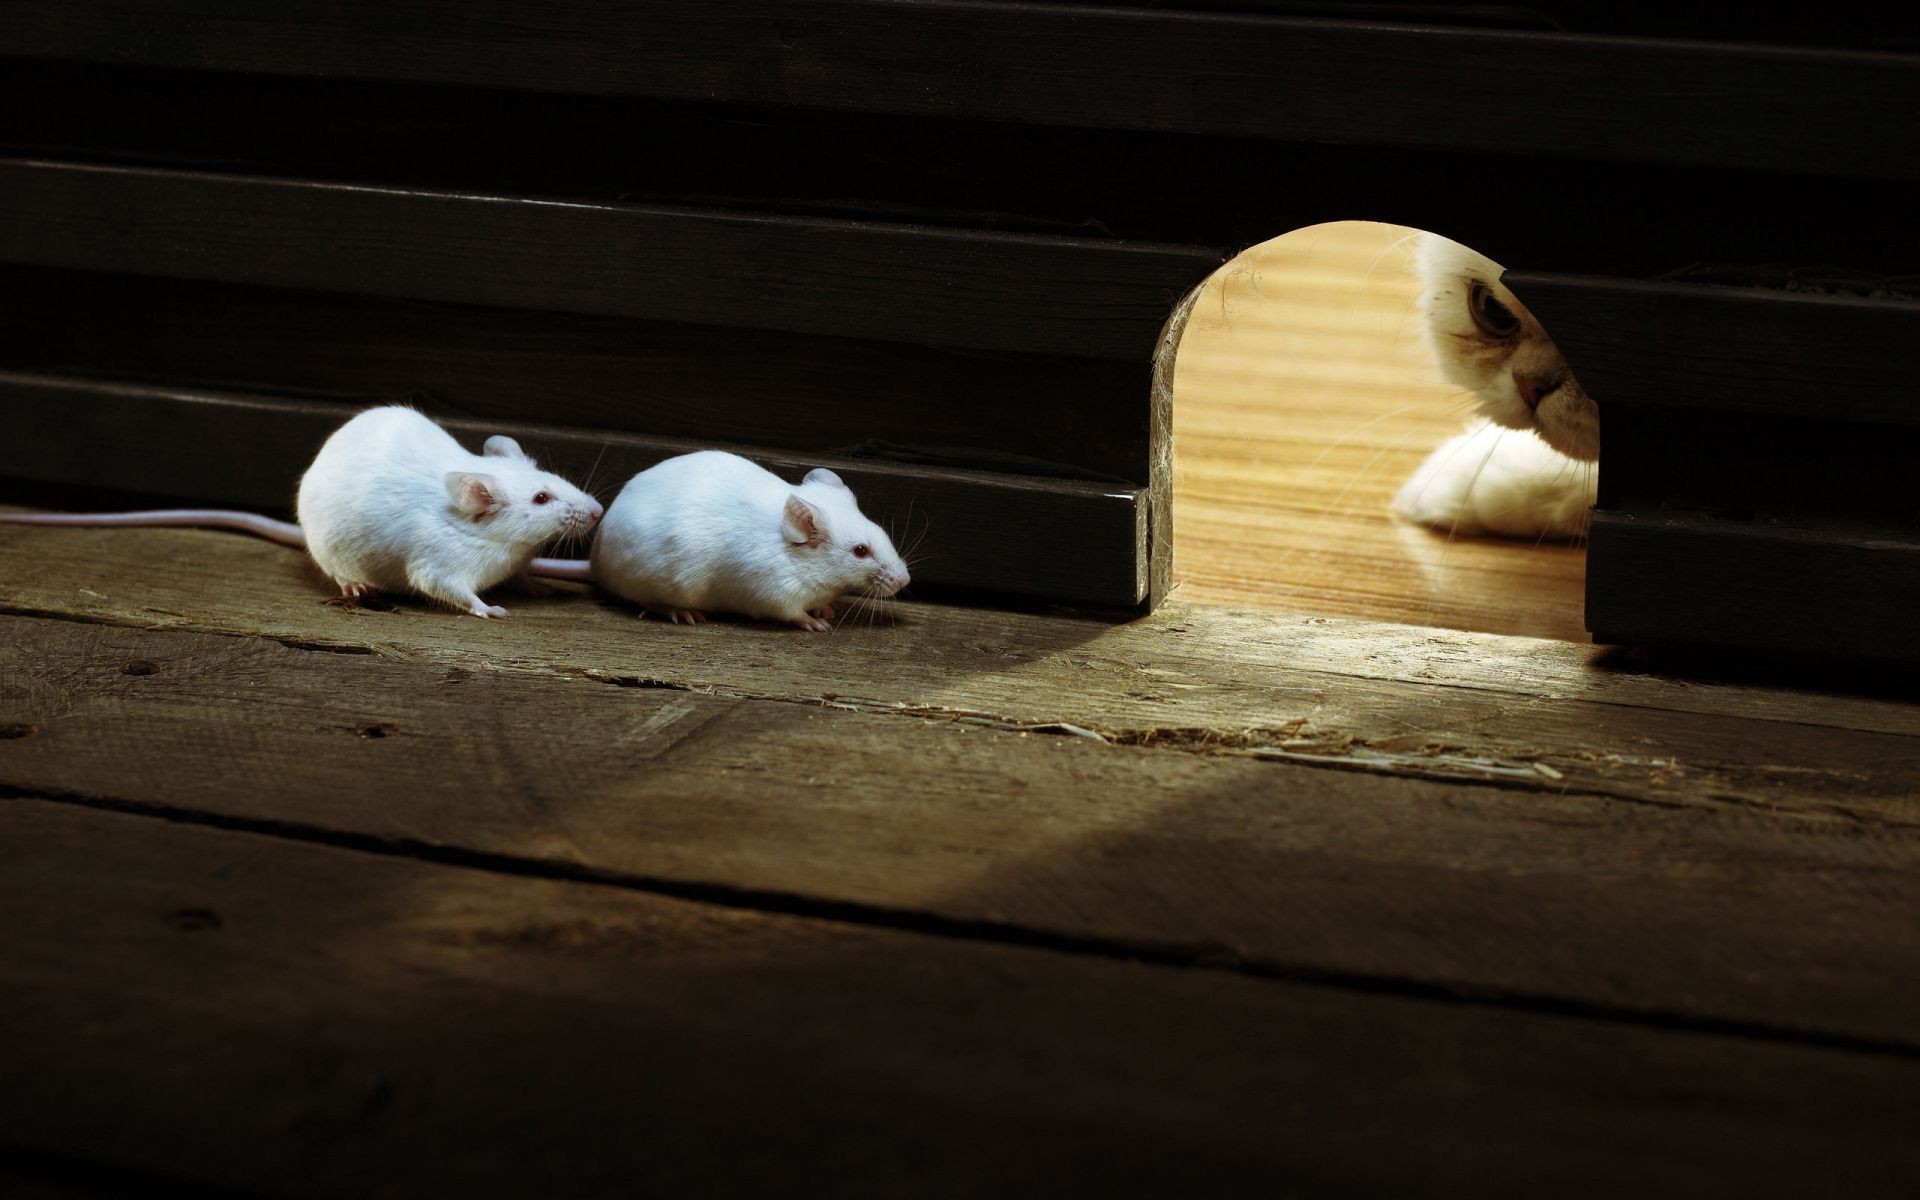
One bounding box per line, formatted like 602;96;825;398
1158;221;1594;642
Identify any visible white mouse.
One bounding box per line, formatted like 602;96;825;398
549;450;909;631
297;406;602;617
0;406;603;618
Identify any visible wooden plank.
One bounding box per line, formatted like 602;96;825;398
1508;273;1920;427
0;157;1224;361
1593;406;1920;527
5;798;1920;1196
1586;511;1920;664
4;613;1920;1048
5;59;1914;284
0;516;1912;789
0;373;1151;606
2;1;1916;179
0;503;1905;747
0;266;1149;484
1087;2;1918;50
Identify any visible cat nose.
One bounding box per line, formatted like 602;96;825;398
1514;374;1557;409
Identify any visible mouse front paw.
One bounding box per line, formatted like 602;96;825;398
468;602;509;619
665;609;708;625
791;616;833;632
807;604;835;621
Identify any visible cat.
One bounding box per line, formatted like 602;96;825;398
1392;233;1599;540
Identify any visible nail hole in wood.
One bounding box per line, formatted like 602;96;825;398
122;660;159;676
167;907;222;932
0;723;36;739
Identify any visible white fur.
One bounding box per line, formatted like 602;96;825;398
590;451;910;631
1400;234;1599;539
296;406;602;617
1393;418;1595;540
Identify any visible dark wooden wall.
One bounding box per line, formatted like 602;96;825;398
0;2;1915;650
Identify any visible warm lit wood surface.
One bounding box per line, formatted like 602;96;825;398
1171;221;1589;641
2;523;1917;1194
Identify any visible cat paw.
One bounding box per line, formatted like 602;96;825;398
1393;420;1594;541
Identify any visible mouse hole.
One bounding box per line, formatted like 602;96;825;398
354;724;392;739
121;660;160;676
1163;219;1591;644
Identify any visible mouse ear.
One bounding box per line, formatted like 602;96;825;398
446;471;504;517
804;467;847;490
483;435;532;463
783;494;824;546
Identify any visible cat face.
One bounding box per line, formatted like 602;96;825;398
1416;235;1600;462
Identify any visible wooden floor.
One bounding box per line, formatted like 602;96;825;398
2;522;1917;1196
1172;221;1591;642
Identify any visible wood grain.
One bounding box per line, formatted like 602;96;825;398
1169;223;1590;639
7;798;1918;1196
0;521;1912;817
3;614;1918;1048
4;0;1914;179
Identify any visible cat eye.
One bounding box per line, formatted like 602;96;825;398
1467;280;1522;339
853;544;872;558
533;492;552;505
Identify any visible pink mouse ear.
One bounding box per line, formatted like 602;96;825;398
483;435;532;463
446;471;504;516
782;494;824;546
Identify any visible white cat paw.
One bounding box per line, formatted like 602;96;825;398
1392;420;1595;541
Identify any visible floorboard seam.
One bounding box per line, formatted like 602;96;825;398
7;783;1918;1063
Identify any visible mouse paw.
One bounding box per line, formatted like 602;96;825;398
326;582;381;610
666;609;708;625
807;605;835;621
792;616;833;633
469;603;509;619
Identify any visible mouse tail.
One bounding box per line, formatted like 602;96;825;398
0;509;307;548
528;556;592;582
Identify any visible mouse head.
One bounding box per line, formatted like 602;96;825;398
444;435;604;547
782;468;911;599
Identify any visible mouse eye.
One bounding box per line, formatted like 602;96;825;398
1467;280;1521;339
852;544;871;559
533;492;552;505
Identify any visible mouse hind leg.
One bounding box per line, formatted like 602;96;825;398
323;580;384;610
408;565;508;619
